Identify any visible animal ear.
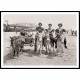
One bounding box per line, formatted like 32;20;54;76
10;37;12;39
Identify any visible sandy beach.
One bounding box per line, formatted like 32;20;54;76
3;32;77;67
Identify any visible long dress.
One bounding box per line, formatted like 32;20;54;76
35;26;44;54
56;28;64;56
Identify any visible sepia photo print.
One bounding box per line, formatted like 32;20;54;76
1;12;79;68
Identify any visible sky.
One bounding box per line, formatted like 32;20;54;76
3;13;78;30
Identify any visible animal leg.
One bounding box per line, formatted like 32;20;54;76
13;49;15;57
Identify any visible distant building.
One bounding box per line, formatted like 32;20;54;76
3;23;37;32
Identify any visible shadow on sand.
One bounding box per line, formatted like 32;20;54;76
23;49;43;57
4;50;14;63
4;49;58;63
23;49;58;59
47;51;58;59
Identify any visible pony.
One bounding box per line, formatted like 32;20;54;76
10;36;23;58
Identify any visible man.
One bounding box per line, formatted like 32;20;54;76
48;24;52;33
35;22;44;54
36;22;44;33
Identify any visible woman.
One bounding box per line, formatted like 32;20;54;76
35;22;44;54
56;23;64;57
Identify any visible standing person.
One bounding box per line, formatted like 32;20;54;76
56;23;64;57
35;22;44;54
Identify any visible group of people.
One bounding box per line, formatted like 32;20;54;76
19;22;68;57
35;22;67;57
10;22;68;58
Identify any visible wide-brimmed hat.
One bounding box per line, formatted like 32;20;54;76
48;24;52;26
58;23;63;27
38;22;42;26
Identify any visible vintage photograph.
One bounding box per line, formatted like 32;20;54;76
1;12;79;68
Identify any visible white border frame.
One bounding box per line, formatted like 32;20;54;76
1;12;79;68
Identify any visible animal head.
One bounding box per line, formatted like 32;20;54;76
16;39;22;45
10;37;13;40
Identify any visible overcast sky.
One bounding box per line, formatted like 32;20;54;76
3;13;78;30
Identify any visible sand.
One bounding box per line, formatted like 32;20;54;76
3;32;77;66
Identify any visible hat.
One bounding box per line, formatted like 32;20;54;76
48;24;52;26
38;22;42;26
58;23;63;27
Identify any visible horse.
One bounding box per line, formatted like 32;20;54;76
10;36;23;58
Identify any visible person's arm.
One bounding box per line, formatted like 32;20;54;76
42;27;44;32
36;27;38;31
55;29;61;36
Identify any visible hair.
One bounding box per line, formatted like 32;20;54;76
38;22;42;26
58;23;63;27
48;24;52;26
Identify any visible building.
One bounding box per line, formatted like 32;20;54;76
3;23;37;32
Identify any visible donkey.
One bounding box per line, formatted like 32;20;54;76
10;36;23;58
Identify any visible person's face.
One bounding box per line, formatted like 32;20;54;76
49;24;51;27
58;25;62;28
58;24;62;28
49;24;52;28
59;26;62;29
